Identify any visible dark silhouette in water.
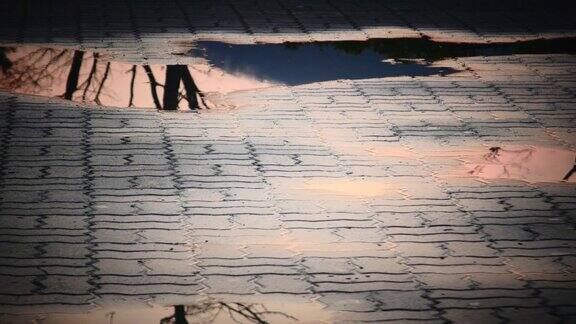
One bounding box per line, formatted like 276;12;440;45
143;64;163;109
469;146;576;183
487;147;576;182
0;47;204;110
163;65;202;110
0;47;13;73
173;305;189;324
128;65;137;106
563;160;576;181
160;300;297;324
2;37;576;109
63;50;85;100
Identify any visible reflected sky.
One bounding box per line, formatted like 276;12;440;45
466;146;576;184
190;40;454;86
189;37;576;86
0;47;198;110
0;297;327;324
1;37;575;110
0;46;273;110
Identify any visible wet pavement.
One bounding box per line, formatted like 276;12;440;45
1;1;576;324
0;46;207;110
3;37;576;111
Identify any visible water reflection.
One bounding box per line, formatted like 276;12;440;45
0;46;205;110
161;301;297;324
467;146;576;183
190;37;576;86
2;37;575;110
0;299;303;324
190;40;455;86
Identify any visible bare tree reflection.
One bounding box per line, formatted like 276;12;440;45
128;65;137;106
0;47;72;93
163;65;203;110
63;50;84;99
0;47;14;73
160;300;297;324
82;53;99;100
94;61;111;105
0;47;205;111
563;159;576;181
0;47;111;103
143;64;162;109
168;305;189;324
145;64;204;110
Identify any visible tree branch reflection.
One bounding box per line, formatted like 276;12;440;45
160;300;297;324
0;47;204;111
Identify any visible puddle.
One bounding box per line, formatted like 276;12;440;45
465;146;576;184
189;37;576;86
0;46;271;111
188;40;453;86
324;143;576;185
361;144;576;185
0;296;329;324
2;37;575;110
156;298;326;324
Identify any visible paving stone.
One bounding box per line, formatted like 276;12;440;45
201;275;256;294
538;288;576;307
370;290;433;310
0;276;37;295
1;2;576;320
438;296;542;309
320;292;377;312
506;257;566;274
443;309;503;324
256;275;311;294
301;258;354;275
498;308;559;324
41;276;92;295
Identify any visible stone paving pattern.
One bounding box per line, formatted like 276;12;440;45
1;0;576;62
1;1;576;323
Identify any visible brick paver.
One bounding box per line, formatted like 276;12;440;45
1;0;576;63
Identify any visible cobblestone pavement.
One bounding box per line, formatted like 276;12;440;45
1;1;576;323
1;0;576;62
